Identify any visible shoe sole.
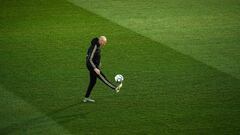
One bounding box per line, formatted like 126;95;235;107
83;100;95;103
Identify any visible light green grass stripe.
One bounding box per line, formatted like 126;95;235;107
0;85;72;135
67;0;240;79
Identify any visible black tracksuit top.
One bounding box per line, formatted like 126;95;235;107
86;37;101;69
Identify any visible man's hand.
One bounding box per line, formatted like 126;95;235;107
94;68;100;75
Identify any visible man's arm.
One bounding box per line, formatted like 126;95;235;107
89;44;97;69
88;44;100;75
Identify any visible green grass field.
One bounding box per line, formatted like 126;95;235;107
0;0;240;134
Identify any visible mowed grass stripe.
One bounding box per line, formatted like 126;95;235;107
68;0;240;81
0;85;72;135
0;0;240;134
68;0;240;79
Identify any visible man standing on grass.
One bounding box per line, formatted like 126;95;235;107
83;36;122;103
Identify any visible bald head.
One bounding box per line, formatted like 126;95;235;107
98;36;107;46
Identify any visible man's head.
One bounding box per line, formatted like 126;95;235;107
98;36;107;46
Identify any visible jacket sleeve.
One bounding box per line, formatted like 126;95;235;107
88;44;97;69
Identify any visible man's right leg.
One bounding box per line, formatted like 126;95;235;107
98;71;116;90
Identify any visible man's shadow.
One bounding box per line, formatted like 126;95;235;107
0;101;89;134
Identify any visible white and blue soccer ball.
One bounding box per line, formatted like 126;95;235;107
115;74;124;83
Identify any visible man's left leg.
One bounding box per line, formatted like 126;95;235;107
85;70;97;98
83;70;97;103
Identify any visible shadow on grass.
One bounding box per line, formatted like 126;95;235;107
0;102;89;134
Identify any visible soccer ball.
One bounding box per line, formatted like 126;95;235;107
115;74;124;83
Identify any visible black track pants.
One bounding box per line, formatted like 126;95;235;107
85;69;116;98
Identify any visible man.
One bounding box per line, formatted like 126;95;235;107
83;36;122;103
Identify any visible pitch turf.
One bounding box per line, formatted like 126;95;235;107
0;0;239;134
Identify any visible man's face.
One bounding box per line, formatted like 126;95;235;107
99;38;107;47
